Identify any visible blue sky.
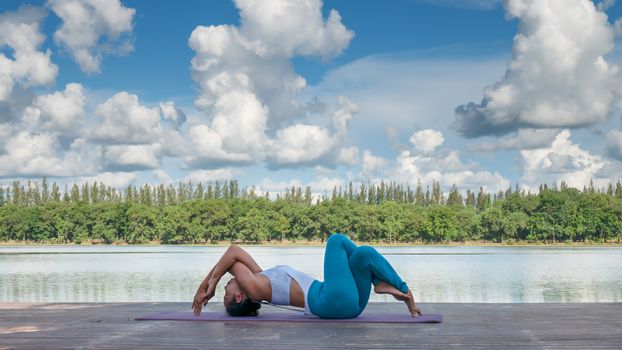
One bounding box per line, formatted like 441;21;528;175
31;1;519;100
1;0;622;198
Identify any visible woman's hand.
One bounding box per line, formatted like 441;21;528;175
192;291;208;316
192;280;216;316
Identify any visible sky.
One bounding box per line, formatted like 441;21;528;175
1;0;622;199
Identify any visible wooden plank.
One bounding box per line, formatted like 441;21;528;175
0;303;620;349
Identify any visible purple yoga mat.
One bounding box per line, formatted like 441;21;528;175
135;311;443;323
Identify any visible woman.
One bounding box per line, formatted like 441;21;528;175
192;233;422;319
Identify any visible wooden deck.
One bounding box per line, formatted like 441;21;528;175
0;302;620;349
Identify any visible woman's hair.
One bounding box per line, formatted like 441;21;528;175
226;298;261;316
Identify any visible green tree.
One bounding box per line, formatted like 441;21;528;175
454;207;477;242
265;209;290;242
379;201;404;244
526;212;553;243
41;177;49;204
159;205;194;244
235;208;269;243
126;204;158;244
420;205;458;242
402;207;426;242
446;184;463;206
51;182;61;202
187;199;231;242
479;207;510;243
89;203;119;244
351;205;382;242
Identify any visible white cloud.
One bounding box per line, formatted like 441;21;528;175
87;92;195;172
48;0;135;74
188;24;304;127
159;101;187;130
468;128;558;152
267;96;357;167
305;53;507;154
362;150;389;177
61;137;104;175
0;131;60;177
614;17;622;37
24;83;86;134
255;175;345;201
77;171;138;188
371;125;514;193
235;0;354;58
520;130;609;191
597;0;616;11
337;146;359;165
308;176;345;193
161;129;191;157
92;91;161;144
184;123;253;166
409;129;444;153
153;169;173;185
359;129;511;192
595;160;622;181
183;90;268;166
455;0;621;137
184;168;237;184
187;0;355;168
268;124;335;165
605;129;622;160
188;24;297;138
0;85;36;126
0;123;11;153
0;131;102;178
394;148;511;192
0;5;58;101
309;175;347;201
329;95;358;133
0;81;198;178
254;178;300;199
257;178;301;192
103;144;161;171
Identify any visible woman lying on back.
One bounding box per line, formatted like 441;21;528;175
192;233;422;319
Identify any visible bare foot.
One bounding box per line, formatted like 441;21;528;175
374;281;409;301
405;290;422;318
374;282;422;317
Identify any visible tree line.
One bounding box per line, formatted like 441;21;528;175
0;177;621;244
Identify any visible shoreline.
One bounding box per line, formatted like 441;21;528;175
1;240;621;247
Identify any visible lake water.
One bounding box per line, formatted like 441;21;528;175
1;245;621;303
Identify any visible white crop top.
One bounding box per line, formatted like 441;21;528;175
259;265;316;315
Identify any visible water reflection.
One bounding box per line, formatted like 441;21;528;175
1;246;620;303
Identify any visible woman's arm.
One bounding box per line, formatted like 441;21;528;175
195;266;216;293
228;261;263;300
194;245;263;306
196;245;262;291
208;244;262;285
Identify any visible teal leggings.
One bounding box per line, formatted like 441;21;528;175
307;233;409;319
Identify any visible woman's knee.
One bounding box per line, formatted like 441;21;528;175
350;245;377;263
327;233;348;246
